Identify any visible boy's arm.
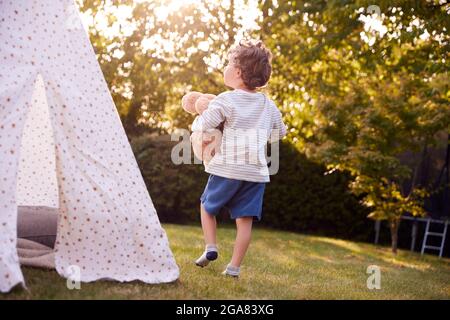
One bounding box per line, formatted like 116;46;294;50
269;106;287;143
191;95;231;131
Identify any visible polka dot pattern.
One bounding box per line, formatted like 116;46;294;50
0;0;179;293
17;75;59;208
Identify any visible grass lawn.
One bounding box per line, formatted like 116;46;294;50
2;224;450;300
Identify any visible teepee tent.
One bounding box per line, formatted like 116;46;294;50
0;0;179;292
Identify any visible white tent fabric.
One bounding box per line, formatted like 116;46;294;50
17;74;59;208
0;0;179;292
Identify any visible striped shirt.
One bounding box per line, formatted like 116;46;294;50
191;89;287;183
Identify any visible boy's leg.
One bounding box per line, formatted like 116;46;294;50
200;203;217;245
195;204;219;267
231;217;253;267
224;217;253;277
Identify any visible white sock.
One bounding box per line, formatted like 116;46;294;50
222;264;240;277
195;244;218;267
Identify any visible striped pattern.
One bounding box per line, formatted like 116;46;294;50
192;89;287;182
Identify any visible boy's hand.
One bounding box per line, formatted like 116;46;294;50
202;135;214;147
191;130;222;163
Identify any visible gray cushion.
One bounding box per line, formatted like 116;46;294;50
17;206;58;248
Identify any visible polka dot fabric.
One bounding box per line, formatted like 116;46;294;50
17;75;59;208
0;0;179;292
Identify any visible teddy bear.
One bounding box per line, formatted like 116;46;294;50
181;91;223;164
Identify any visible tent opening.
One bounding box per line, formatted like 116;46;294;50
16;74;59;251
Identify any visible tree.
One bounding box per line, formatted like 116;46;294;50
78;0;257;135
259;0;450;253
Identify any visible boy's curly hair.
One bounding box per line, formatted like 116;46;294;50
228;40;273;90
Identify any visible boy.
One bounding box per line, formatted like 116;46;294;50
192;40;287;277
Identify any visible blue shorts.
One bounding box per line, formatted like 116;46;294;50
200;174;266;221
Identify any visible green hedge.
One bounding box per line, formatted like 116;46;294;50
131;134;372;241
131;134;207;223
263;142;372;240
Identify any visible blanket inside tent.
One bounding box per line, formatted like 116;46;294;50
0;0;179;293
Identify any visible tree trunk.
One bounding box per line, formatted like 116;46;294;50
260;0;273;41
389;219;400;254
227;0;236;46
406;141;428;200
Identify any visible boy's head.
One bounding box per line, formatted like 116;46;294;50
224;40;273;91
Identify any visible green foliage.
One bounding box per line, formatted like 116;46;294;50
131;134;207;223
263;141;371;240
258;0;450;248
78;0;253;133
